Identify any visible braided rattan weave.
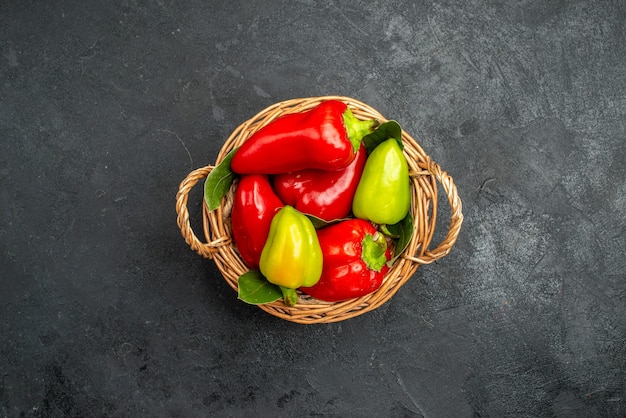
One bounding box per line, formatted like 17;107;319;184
176;96;463;324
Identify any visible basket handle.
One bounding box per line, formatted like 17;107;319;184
406;158;464;265
176;166;225;259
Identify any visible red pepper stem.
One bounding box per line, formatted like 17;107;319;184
343;108;378;154
279;286;299;307
361;232;388;272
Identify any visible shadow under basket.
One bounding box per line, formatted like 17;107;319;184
176;96;463;324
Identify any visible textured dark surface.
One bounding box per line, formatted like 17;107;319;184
1;1;625;416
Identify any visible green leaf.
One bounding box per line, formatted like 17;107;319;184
362;120;403;154
237;271;283;305
305;214;351;229
384;211;414;262
204;148;238;211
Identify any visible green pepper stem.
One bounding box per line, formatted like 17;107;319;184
379;224;399;239
343;108;378;154
279;286;299;307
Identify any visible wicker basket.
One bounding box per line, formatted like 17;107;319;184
176;96;463;324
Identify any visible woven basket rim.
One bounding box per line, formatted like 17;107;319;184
176;96;463;324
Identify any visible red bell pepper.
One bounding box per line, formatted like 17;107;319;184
230;174;284;269
300;219;391;302
230;100;378;174
272;143;367;222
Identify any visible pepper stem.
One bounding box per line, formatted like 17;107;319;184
361;233;388;272
279;286;299;307
343;108;379;154
379;224;399;239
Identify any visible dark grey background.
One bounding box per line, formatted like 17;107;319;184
1;1;624;416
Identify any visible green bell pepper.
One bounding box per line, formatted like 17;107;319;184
259;205;323;306
352;138;411;225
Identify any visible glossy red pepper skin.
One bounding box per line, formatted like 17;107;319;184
230;174;284;269
300;219;391;302
272;144;367;222
230;100;377;174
